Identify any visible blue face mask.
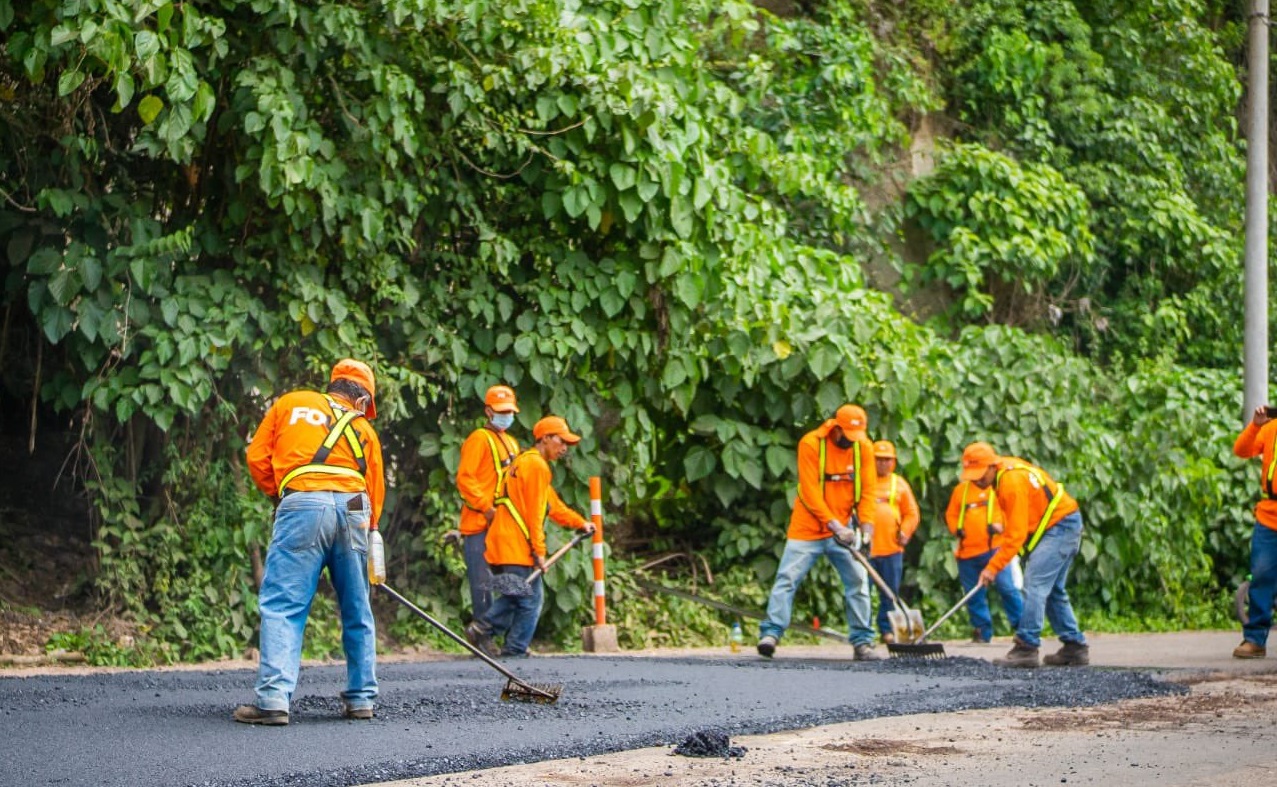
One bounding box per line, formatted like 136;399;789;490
490;412;515;431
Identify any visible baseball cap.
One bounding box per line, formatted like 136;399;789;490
484;384;519;413
873;440;896;459
834;404;868;436
533;415;581;444
959;442;1000;482
330;359;377;419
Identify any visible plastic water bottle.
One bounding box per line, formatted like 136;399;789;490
729;621;744;653
368;529;386;585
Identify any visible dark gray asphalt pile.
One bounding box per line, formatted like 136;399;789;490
1;655;1182;787
673;729;748;758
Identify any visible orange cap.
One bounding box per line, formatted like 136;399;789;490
533;415;581;444
834;404;868;436
484;384;519;413
959;441;1000;482
873;440;896;459
330;359;377;419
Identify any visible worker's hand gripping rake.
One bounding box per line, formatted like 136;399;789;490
840;540;925;645
377;583;562;703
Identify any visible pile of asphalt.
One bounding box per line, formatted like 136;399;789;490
672;728;748;758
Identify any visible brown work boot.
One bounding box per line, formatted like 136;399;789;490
343;704;374;720
992;637;1039;668
853;643;882;661
465;621;499;659
232;705;289;726
971;630;991;644
1043;640;1090;666
1233;640;1267;659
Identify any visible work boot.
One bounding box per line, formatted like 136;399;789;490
1043;640;1090;666
992;637;1039;668
1233;640;1267;659
465;621;499;659
971;630;991;644
757;635;777;658
881;632;896;645
232;705;289;726
343;704;374;720
853;643;882;661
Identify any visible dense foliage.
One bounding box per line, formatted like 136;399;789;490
0;0;1259;663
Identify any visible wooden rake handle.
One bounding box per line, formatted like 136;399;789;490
526;528;593;584
917;583;983;644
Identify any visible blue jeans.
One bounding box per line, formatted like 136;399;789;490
958;550;1024;641
1243;522;1277;647
760;537;875;646
1016;511;1086;648
869;553;903;637
463;533;493;621
255;491;378;712
477;565;544;656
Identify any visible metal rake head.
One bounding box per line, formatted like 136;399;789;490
501;679;562;704
887;642;946;660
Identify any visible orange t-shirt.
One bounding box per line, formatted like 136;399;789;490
787;421;878;540
484;449;588;567
986;457;1078;575
1233;420;1277;531
869;473;919;557
944;480;1005;560
246;390;385;528
455;426;519;536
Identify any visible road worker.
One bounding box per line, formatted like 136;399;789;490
1230;405;1277;659
454;384;521;622
960;442;1087;668
465;416;594;658
758;404;880;661
868;440;919;644
235;359;385;725
945;479;1023;643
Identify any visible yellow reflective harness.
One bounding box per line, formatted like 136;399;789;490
463;428;516;513
1264;429;1277;499
956;482;995;550
494;449;541;551
798;437;862;521
995;463;1064;555
279;396;367;492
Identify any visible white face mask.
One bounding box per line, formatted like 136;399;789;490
490;412;515;431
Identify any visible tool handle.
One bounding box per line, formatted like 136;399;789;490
377;582;554;701
526;530;591;584
843;541;911;615
917;583;983;644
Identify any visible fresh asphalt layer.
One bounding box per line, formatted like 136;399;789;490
2;650;1181;787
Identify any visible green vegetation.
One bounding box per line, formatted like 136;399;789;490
0;0;1258;663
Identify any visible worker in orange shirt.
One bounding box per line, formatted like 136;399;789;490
868;440;919;644
454;385;521;622
758;405;880;661
1230;405;1277;659
944;479;1023;643
960;442;1086;668
465;416;594;658
235;359;385;725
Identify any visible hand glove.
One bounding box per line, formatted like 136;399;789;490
581;523;597;536
829;521;857;547
442;529;463;548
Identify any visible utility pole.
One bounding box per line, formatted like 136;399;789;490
1245;0;1270;418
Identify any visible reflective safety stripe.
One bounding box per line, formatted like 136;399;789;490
1265;430;1277;499
280;396;368;491
956;484;995;549
995;464;1064;555
494;449;541;551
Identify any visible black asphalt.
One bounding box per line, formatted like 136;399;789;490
1;654;1181;787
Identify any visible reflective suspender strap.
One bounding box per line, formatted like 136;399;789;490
796;438;827;519
279;397;368;491
997;464;1064;555
888;474;898;520
494;450;539;549
1265;429;1277;499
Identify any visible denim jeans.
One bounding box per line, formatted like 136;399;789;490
255;491;378;712
868;552;903;637
463;532;493;621
1016;511;1085;648
759;537;875;646
477;565;544;656
1243;522;1277;647
958;549;1024;641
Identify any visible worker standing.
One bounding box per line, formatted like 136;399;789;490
465;416;594;658
944;479;1023;643
454;385;521;621
960;442;1087;668
1230;405;1277;659
868;440;919;644
758;405;880;661
236;359;386;725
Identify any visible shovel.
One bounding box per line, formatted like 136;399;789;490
377;583;562;703
488;529;593;597
888;583;983;660
841;541;925;644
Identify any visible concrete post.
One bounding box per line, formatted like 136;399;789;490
1244;0;1270;418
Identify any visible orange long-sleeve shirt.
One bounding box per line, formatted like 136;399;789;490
986;457;1077;575
456;426;519;536
1233;420;1277;531
484;449;588;567
246;390;385;528
869;473;919;557
944;480;1005;560
787;420;878;540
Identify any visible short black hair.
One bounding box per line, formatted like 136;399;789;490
327;378;370;403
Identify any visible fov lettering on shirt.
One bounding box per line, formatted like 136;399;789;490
289;407;332;427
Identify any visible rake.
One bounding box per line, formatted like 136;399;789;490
377;583;562;703
887;583;982;659
487;530;593;598
842;543;925;644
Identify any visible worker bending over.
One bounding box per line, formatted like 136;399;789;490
868;440;919;644
944;479;1023;643
1230;405;1277;659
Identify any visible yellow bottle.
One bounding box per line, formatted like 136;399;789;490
729;621;743;653
368;529;386;585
